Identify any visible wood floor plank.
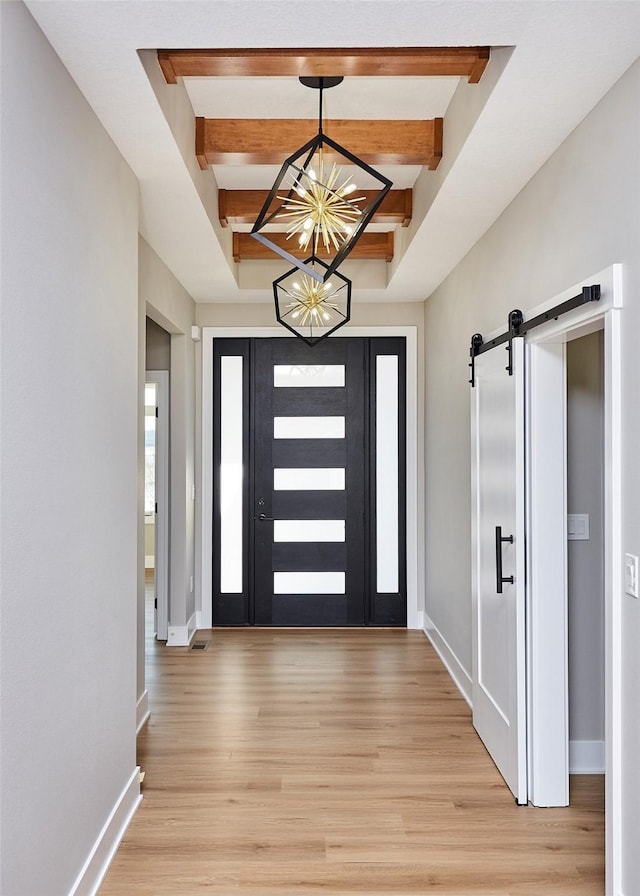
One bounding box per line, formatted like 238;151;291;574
99;615;604;895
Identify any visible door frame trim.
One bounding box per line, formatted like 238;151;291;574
477;264;622;892
200;326;419;630
524;264;622;895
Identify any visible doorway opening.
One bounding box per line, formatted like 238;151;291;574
144;380;158;634
565;328;606;868
211;336;407;627
200;325;420;631
145;370;169;641
567;331;606;778
470;265;620;888
145;316;171;641
524;265;621;893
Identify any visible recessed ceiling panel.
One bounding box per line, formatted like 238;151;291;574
184;76;459;120
213;163;422;191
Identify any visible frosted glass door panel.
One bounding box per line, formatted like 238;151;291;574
274;520;345;542
220;356;243;593
274;416;345;439
274;572;346;594
274;468;345;491
274;365;345;388
376;355;399;593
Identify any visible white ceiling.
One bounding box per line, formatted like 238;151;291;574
25;1;640;304
184;76;461;120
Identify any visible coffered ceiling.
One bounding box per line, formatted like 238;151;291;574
25;1;640;304
170;47;484;269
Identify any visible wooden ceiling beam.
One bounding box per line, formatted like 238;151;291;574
158;47;490;83
219;188;412;228
197;118;442;169
232;232;394;263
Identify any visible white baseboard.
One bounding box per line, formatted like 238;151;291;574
167;611;197;647
414;610;425;631
569;739;605;774
407;606;423;630
195;609;204;631
136;689;150;734
68;767;141;896
423;612;473;708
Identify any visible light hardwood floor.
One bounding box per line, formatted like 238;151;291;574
100;617;604;895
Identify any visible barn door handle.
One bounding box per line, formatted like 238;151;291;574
257;513;275;522
495;525;514;593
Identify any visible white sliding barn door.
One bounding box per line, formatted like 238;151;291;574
471;338;527;804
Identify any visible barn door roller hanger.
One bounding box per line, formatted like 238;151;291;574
468;284;601;387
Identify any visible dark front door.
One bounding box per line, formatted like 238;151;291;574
212;336;406;627
253;337;365;625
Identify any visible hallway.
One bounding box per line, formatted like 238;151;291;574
99;626;603;895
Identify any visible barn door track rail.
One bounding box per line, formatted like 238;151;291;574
468;284;601;386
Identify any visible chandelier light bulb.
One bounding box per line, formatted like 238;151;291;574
279;270;347;329
277;150;366;256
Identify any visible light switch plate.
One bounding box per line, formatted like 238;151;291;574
624;554;639;598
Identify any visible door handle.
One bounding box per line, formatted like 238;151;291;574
257;513;275;522
495;525;514;593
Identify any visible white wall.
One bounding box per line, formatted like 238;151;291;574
567;332;605;757
195;300;425;331
423;58;640;893
0;4;139;894
139;237;197;642
146;317;171;371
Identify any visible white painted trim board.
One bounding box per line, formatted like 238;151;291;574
500;265;621;889
136;689;150;734
423;612;472;708
68;767;141;896
167;610;197;647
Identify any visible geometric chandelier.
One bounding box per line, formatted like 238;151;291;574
251;76;393;283
272;254;351;347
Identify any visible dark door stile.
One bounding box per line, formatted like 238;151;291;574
212;336;406;628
